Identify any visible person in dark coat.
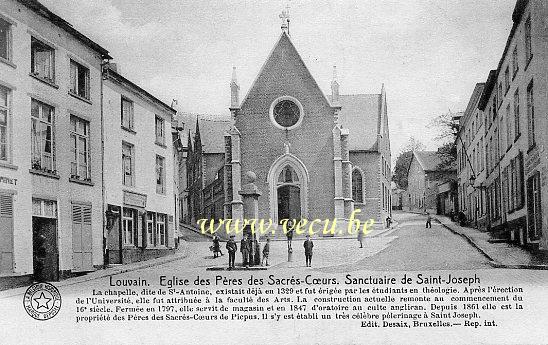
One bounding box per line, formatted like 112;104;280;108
262;238;270;266
240;235;250;268
425;212;432;228
226;235;237;269
303;235;314;267
212;235;223;258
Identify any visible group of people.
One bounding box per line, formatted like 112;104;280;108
211;232;315;269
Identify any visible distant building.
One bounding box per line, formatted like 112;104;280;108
437;180;458;217
459;0;548;251
182;115;230;227
391;182;404;210
405;151;456;214
457;83;488;228
103;66;177;264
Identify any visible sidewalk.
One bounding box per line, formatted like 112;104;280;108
433;215;548;270
0;241;190;298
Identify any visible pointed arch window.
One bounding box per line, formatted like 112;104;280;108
352;169;364;203
278;165;299;185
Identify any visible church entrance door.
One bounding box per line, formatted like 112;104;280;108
277;185;301;223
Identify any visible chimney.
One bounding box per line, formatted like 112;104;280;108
230;67;240;109
331;65;340;105
107;62;120;74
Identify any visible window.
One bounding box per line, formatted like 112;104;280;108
146;212;155;246
122;208;135;246
527;172;542;240
0;18;11;62
121;97;134;130
155;116;165;145
156;155;166;194
122;142;134;186
498;83;502;107
512;46;518;77
271;98;302;129
502;166;509;215
32;198;57;218
479;138;484;171
31;99;55;172
0;86;9;161
31;38;55;82
515;153;524;210
69;59;90;99
156;213;167;246
505;105;511;149
352;169;363;203
504;67;509;94
514;89;520;139
495;128;500;160
509;160;515;212
70;116;90;180
525;16;532;65
527;81;535;148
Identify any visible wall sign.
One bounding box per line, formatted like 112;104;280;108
0;176;17;186
123;190;147;208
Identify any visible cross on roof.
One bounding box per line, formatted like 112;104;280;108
279;4;290;33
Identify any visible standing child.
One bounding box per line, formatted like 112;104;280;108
425;212;432;228
212;235;223;258
303;235;314;267
240;235;250;268
226;235;237;269
262;238;270;266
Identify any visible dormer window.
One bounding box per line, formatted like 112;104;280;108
31;37;55;83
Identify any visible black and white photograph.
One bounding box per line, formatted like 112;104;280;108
0;0;548;344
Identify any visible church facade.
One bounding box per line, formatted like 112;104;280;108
223;31;392;233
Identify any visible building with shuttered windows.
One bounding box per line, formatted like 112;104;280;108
102;65;177;265
0;0;110;283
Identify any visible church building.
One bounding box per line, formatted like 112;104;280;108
223;20;392;233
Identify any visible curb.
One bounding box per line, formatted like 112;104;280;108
434;217;548;270
0;242;191;299
436;218;497;263
206;266;268;271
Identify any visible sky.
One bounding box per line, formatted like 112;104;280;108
41;0;516;164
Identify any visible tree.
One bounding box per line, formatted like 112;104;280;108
428;110;462;170
392;137;425;189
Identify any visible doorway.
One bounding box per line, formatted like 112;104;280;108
32;217;59;281
32;198;59;281
278;184;301;223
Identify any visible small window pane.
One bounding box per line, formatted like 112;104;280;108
0;19;9;60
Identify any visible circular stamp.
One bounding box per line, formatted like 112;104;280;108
23;282;62;321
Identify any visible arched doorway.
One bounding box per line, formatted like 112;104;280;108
268;153;309;224
277;166;301;223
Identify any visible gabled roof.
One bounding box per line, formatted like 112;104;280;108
176;113;230;154
413;151;445;172
459;83;485;132
240;31;334;109
18;0;111;59
330;94;381;151
105;67;176;116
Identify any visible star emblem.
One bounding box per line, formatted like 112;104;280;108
33;292;52;310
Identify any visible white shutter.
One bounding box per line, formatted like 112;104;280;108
72;204;93;272
0;194;14;273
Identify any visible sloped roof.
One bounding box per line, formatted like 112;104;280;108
176;113;230;153
414;151;444;172
19;0;111;58
330;94;381;151
240;31;333;110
